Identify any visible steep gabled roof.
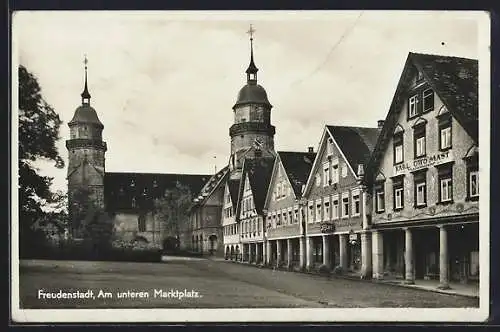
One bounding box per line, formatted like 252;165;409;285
326;125;381;173
411;52;478;140
278;151;316;198
104;172;210;212
227;179;241;210
235;156;275;218
364;52;479;186
192;165;229;207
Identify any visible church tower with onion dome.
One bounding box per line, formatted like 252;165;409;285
229;25;276;179
66;56;107;238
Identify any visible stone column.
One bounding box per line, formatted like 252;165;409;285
299;237;305;269
306;236;313;270
372;230;384;279
438;225;450;289
276;239;281;266
256;242;261;264
266;240;272;265
404;228;415;284
339;234;348;270
361;231;372;279
240;243;245;262
322;235;331;268
287;238;293;267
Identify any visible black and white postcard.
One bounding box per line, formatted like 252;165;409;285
11;10;491;323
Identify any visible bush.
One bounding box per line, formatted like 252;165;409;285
333;265;344;276
318;264;331;275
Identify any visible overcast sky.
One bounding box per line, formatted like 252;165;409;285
13;11;481;194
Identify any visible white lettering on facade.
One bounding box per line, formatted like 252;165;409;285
393;151;452;176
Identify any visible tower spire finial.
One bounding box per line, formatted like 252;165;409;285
245;24;258;83
81;54;91;104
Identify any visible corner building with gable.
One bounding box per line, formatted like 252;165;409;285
364;53;479;287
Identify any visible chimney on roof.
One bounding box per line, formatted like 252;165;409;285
308;146;314;153
377;120;385;129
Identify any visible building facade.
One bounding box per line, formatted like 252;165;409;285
264;150;316;269
364;53;479;288
222;179;241;259
236;157;275;264
301;125;380;275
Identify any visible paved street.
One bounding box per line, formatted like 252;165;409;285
19;258;479;309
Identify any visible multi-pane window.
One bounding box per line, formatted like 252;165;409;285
308;203;314;222
392;175;404;210
438;164;453;203
288;210;293;224
375;182;385;213
294;208;299;223
327;138;334;156
324;200;330;221
332;163;339;184
413;170;427;207
439;114;452;150
332;195;339;219
323;163;330;186
409;94;418;118
393;132;404;164
352;191;360;216
466;156;479;200
316;201;322;222
342;164;348;178
470;171;479;198
342;194;349;218
414;124;426;158
315;174;321;187
283;211;287;225
423;89;434;112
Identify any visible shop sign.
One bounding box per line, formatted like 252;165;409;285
393;150;453;176
320;222;335;233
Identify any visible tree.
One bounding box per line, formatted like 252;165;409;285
82;209;114;254
153;182;193;250
18;65;66;257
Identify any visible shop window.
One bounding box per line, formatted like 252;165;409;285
375;182;385;213
392;175;404;211
437;163;454;204
413;169;427;208
313;238;323;263
438;114;452;151
414;123;426;158
393;131;404;165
